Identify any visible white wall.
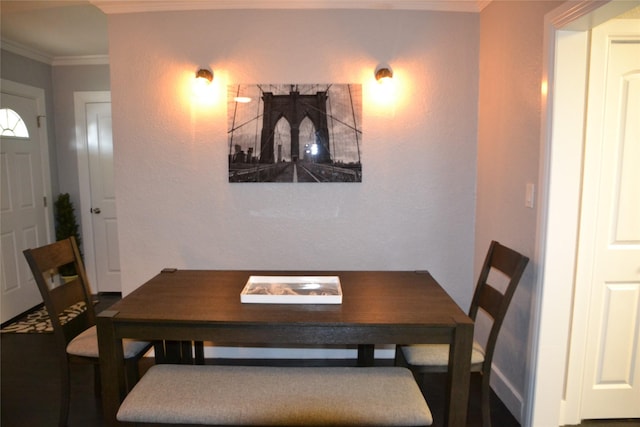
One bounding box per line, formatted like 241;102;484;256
107;9;480;309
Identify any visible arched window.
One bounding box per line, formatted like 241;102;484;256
0;108;29;138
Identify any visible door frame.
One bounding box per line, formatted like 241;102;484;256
74;91;111;294
0;78;54;241
526;1;640;426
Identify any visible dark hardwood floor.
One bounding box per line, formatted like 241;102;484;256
1;294;637;427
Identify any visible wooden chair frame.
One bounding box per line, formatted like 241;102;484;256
23;237;151;427
396;240;529;427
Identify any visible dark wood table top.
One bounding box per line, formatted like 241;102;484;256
105;269;471;337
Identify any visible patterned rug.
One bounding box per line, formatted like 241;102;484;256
0;302;87;334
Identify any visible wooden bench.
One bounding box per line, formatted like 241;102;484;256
117;365;433;426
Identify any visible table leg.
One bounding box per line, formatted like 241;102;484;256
445;321;474;427
157;340;200;364
97;310;126;427
153;341;167;363
194;341;205;364
357;344;375;366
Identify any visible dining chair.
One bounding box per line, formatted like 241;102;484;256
395;240;529;427
23;237;153;427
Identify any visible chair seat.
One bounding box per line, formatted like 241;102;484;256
67;326;150;359
117;365;433;426
401;340;485;367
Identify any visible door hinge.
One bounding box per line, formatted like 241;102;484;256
43;196;47;207
37;115;45;128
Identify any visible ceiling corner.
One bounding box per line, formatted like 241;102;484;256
477;0;491;12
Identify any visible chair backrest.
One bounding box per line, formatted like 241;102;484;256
23;237;96;349
468;240;529;368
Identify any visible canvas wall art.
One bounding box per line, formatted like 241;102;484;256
227;84;362;183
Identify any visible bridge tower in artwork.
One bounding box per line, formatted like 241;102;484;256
260;86;330;164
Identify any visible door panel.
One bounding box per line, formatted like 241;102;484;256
0;90;48;322
597;284;639;383
580;20;640;419
86;101;120;292
613;74;640;243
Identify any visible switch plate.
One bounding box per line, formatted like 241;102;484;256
526;183;535;208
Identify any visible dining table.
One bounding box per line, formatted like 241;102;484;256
97;269;474;427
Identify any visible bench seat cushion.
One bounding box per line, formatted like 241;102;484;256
117;365;432;426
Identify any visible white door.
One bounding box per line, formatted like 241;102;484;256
0;82;51;323
578;19;640;419
75;93;121;293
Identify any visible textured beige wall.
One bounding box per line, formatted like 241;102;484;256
477;0;563;420
107;8;480;306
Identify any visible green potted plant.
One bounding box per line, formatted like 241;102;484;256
54;193;83;278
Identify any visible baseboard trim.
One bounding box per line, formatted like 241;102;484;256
491;364;523;423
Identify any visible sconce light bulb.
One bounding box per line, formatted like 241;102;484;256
193;68;215;103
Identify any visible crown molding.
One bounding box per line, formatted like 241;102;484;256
1;38;109;66
549;0;640;31
52;55;110;66
1;38;54;65
92;0;487;14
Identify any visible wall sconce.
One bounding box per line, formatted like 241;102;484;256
196;68;213;84
375;66;393;84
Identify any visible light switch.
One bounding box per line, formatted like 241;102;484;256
526;183;535;208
